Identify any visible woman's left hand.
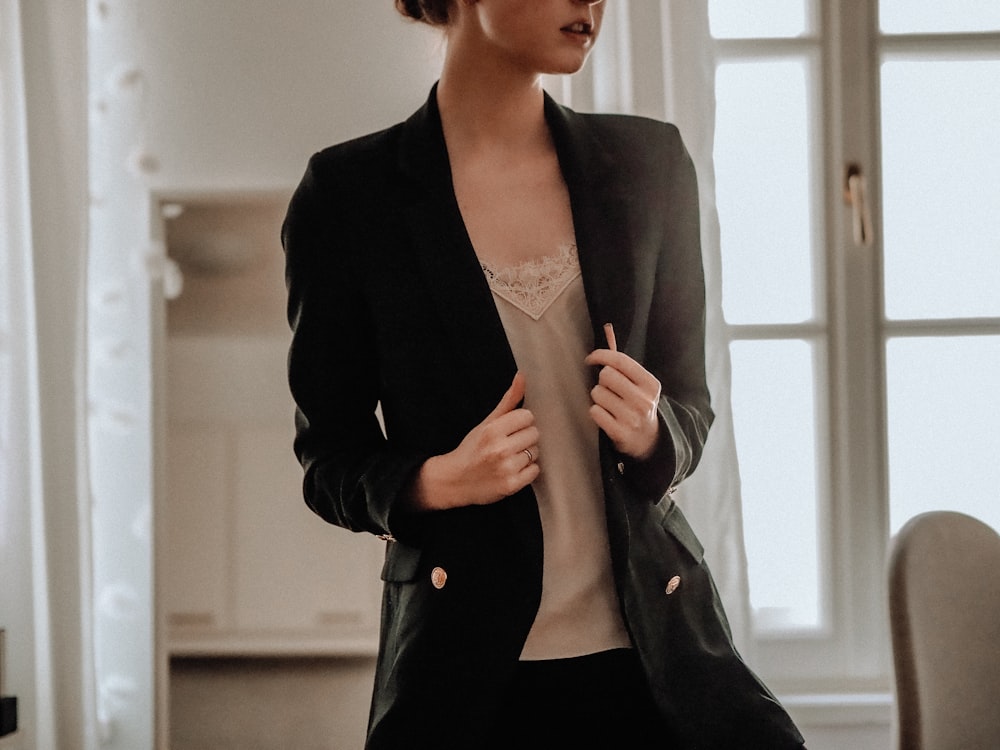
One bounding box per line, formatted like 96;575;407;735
585;325;662;461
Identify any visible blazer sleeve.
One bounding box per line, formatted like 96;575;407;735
622;125;715;499
282;151;429;543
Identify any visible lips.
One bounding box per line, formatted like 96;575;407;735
561;21;593;36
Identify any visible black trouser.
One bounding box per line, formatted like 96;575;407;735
485;648;672;749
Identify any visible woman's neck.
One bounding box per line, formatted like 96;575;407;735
436;53;549;157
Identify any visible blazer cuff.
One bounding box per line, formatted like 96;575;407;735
370;450;437;546
617;398;683;501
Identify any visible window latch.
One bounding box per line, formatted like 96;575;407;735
843;162;874;247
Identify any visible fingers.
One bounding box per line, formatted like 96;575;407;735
588;402;622;444
590;360;659;428
588;403;656;460
513;434;540;467
484;370;537;448
591;322;655;389
486;370;527;421
490;407;536;437
584;348;657;388
587;324;661;460
425;372;541;510
512;454;541;492
595;358;652;399
477;423;541;501
498;420;539;453
590;380;654;430
503;417;539;479
603;322;618;352
479;372;540;491
589;388;659;460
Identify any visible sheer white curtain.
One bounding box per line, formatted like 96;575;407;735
0;2;53;746
580;1;753;649
3;2;168;747
87;1;160;747
0;1;96;749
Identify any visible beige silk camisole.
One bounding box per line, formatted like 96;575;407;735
480;244;632;660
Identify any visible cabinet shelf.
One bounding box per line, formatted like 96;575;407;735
169;634;379;659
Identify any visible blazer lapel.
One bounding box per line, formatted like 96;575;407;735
544;95;638;355
393;87;640;419
397;86;518;417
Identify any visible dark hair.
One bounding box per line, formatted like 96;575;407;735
395;0;453;26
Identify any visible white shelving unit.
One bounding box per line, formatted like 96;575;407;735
156;193;383;659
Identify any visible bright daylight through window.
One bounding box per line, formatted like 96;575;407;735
708;0;1000;689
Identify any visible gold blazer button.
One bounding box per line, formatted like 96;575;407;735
431;566;448;590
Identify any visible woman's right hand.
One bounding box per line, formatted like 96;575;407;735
409;372;540;511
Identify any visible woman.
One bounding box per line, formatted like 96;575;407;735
283;1;805;747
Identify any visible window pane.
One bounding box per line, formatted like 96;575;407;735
881;59;1000;320
716;60;817;325
887;336;1000;536
731;339;823;633
709;0;812;39
880;2;1000;34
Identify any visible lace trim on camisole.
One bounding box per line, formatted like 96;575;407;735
479;243;582;320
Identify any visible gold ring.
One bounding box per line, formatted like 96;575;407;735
523;448;534;463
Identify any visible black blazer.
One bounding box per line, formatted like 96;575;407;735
283;85;804;750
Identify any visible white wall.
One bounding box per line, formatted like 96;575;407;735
138;0;442;190
124;3;441;748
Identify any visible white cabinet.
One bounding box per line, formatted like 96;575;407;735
160;196;382;656
164;414;383;656
163;424;229;632
230;424;382;644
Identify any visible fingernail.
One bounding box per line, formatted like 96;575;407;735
603;323;617;352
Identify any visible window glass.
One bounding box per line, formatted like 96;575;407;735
731;339;823;633
886;336;1000;535
709;0;812;39
880;2;1000;34
715;60;816;325
881;59;1000;320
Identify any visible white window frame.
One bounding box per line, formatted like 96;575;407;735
714;0;1000;694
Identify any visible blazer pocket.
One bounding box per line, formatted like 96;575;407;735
659;501;705;564
380;540;423;583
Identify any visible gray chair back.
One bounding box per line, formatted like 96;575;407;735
888;510;1000;750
